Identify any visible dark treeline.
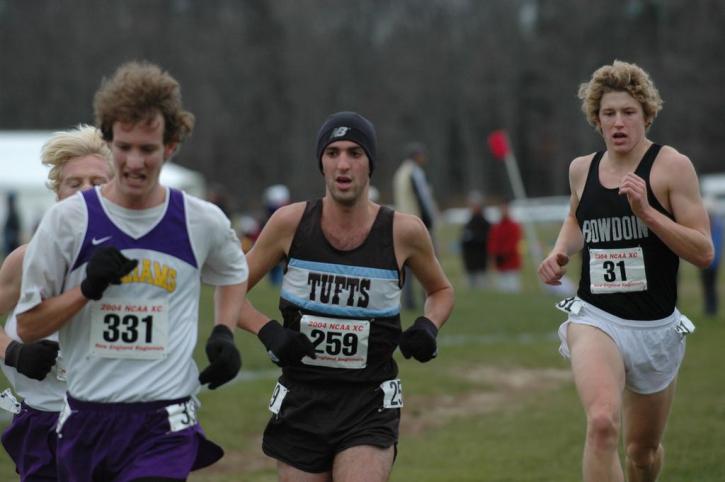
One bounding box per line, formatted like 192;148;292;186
1;0;723;211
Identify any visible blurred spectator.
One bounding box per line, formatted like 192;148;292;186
461;191;491;288
460;191;490;288
488;200;523;293
238;214;260;253
701;199;723;317
3;192;21;256
393;142;437;230
393;142;438;309
263;184;290;285
206;182;231;216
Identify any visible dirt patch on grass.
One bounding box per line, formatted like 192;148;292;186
191;366;571;477
400;366;571;435
190;435;276;479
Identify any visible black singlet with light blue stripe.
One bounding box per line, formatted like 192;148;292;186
279;199;402;384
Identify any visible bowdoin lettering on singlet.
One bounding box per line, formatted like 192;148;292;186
581;215;648;243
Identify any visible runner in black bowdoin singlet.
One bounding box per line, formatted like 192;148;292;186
538;60;713;482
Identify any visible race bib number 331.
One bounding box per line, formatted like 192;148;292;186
89;298;169;359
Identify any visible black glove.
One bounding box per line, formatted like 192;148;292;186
399;316;438;363
4;340;60;381
257;319;316;367
198;325;242;390
80;246;138;301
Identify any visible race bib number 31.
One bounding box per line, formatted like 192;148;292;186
299;315;369;369
89;298;169;359
589;247;647;294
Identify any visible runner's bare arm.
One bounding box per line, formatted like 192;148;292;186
237;203;305;333
0;245;24;314
16;287;88;342
625;148;713;267
237;299;274;335
394;213;454;330
214;281;247;332
0;246;26;355
244;203;305;290
538;156;588;284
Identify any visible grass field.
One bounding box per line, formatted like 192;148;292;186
1;222;724;481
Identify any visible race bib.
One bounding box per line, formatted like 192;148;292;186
56;350;67;382
555;296;583;315
299;315;370;369
89;298;169;359
675;315;696;337
268;382;289;415
380;378;403;409
589;247;647;293
56;397;72;436
0;388;20;414
166;399;198;432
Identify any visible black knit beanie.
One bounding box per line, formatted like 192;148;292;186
316;111;377;176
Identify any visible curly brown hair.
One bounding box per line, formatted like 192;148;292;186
93;61;195;145
578;60;663;133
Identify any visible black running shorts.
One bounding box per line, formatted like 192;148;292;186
262;377;400;473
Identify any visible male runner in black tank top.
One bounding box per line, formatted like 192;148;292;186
537;61;712;482
237;112;454;482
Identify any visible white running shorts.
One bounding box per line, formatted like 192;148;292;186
555;297;694;394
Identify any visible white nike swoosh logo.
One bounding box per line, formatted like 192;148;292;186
91;236;112;245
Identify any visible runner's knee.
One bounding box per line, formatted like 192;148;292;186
626;441;661;468
586;409;620;449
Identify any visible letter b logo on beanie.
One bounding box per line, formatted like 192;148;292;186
330;127;350;138
316;111;377;176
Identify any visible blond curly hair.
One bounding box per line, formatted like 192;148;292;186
578;60;663;133
41;124;113;195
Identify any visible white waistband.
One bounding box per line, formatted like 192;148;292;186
574;298;679;329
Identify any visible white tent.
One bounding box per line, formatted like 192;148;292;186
0;130;206;243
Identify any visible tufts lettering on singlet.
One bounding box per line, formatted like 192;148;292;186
282;258;400;318
72;188;198;274
280;199;403;383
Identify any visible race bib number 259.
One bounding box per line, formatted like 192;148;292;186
299;315;370;369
